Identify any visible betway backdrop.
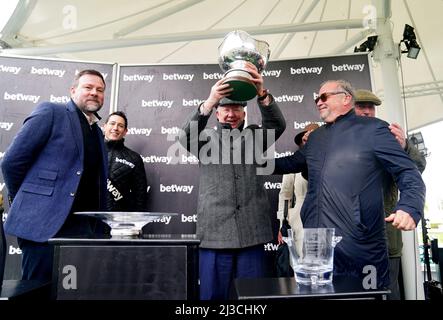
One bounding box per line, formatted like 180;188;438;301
0;53;371;279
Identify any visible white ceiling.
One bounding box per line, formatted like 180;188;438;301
1;0;442;130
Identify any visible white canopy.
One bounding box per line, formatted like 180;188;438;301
1;0;442;130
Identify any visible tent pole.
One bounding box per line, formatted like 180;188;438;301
372;0;425;300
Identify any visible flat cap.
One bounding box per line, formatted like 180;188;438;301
218;97;247;107
294;123;320;146
354;89;381;106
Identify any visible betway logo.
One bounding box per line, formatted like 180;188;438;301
9;245;22;255
75;69;108;80
264;181;282;190
274;151;293;158
141;99;174;108
161;126;180;135
264;243;279;251
122;74;154;82
115;157;135;168
290;66;323;75
163;73;194;81
107;179;123;201
151;215;172;225
0;182;5;191
332;63;365;72
0;65;21;74
126;127;152;136
0;122;13;131
30;66;66;78
294;121;324;130
142;155;172;164
181;154;199;164
262;69;282;78
181;214;197;223
183;98;204;107
203;72;223;80
274;94;304;103
4;91;40;103
160;183;194;194
50;94;70;104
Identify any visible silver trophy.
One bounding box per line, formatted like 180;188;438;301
218;30;270;101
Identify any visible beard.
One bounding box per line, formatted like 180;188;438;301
76;99;103;114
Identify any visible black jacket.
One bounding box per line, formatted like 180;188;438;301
105;139;147;211
275;110;426;288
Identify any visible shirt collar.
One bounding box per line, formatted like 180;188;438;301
81;111;100;125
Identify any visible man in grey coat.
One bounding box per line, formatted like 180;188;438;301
180;62;286;300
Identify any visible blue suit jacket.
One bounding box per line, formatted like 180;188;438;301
2;100;108;242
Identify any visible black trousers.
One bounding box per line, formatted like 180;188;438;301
387;257;401;300
17;238;53;281
17;214;98;281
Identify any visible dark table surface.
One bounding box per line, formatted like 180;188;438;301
234;276;389;300
48;233;200;245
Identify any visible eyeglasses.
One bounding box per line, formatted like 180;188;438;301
314;91;348;104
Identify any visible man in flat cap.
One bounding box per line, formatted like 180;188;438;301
180;62;285;300
354;89;426;300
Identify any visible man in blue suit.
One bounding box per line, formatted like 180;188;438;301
1;69;109;281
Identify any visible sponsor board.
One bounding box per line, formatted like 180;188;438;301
142;155;173;164
122;74;154;82
160;184;194;194
0;65;21;74
163;73;194;81
262;69;282;77
0;122;14;131
181;214;197;223
50;94;70;104
4;92;40;103
274;94;304;103
290;66;323;75
30;66;66;78
126;127;152;136
331;63;365;72
9;245;22;255
264;243;279;251
293;121;325;130
141;99;174;108
264;181;282;190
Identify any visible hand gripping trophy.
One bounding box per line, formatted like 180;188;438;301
218;30;270;101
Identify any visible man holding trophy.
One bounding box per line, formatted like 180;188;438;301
180;31;286;300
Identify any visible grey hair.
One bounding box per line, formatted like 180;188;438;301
320;79;355;104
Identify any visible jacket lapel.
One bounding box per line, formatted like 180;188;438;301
66;100;84;162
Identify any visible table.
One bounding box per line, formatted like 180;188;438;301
49;234;199;300
234;276;389;300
